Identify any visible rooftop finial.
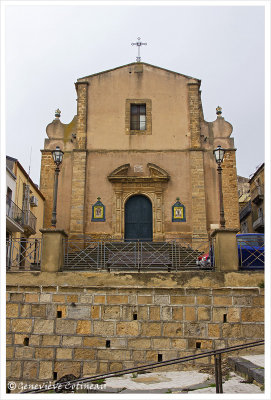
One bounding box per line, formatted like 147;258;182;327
55;108;61;119
131;37;147;62
216;106;222;117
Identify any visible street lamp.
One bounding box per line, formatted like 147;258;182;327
213;145;226;229
51;146;64;227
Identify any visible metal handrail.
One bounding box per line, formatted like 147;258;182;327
23;339;264;394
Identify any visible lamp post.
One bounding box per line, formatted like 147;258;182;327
213;145;226;229
51;146;64;227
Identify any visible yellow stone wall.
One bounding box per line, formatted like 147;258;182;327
6;271;264;389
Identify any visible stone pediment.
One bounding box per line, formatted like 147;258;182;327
108;164;130;179
147;163;170;180
108;163;170;182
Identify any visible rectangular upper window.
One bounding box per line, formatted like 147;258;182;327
130;104;146;130
125;99;151;135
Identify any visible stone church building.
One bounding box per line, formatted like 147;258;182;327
40;62;239;240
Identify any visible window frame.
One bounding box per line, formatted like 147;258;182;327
130;103;146;131
125;99;152;135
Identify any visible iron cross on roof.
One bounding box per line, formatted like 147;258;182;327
131;37;147;62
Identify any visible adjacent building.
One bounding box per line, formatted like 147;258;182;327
6;158;24;239
239;163;264;233
6;156;45;269
249;163;264;233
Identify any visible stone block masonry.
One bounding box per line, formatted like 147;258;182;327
190;151;208;239
6;271;264;389
70;150;87;235
40;151;56;228
75;82;88;150
188;82;201;149
222;150;240;230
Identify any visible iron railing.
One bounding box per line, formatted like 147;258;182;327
6;196;23;226
22;209;37;233
6;238;42;271
22;339;264;394
7;235;264;272
239;201;252;221
63;238;101;270
63;237;213;271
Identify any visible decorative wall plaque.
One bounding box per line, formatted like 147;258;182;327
172;197;186;222
134;165;143;173
91;197;105;221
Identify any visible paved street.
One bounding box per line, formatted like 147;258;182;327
102;354;264;394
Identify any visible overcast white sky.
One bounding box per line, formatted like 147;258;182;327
4;2;267;185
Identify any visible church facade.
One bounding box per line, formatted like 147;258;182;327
40;62;239;241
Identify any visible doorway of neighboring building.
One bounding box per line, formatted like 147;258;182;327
124;195;153;241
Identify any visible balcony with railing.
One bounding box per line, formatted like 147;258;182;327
22;209;37;235
251;185;264;204
253;215;264;232
239;201;252;221
6;197;24;233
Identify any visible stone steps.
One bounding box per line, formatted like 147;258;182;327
228;357;264;386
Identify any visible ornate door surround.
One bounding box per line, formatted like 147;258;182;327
108;163;170;241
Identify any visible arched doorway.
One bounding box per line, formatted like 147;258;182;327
125;195;153;241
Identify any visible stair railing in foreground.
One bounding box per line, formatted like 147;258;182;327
22;340;264;394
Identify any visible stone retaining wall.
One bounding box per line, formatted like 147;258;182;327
6;271;264;389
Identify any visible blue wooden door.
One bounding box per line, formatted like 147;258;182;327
125;195;153;241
